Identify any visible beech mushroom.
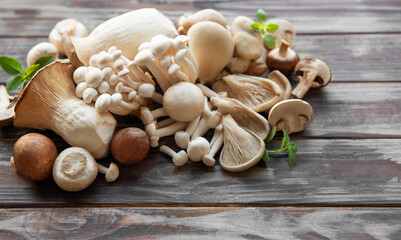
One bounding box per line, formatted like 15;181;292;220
111;127;150;165
201;124;223;167
220;114;265;172
97;163;119;182
268;99;314;134
191;97;222;140
26;42;58;67
187;21;234;84
49;18;88;56
0;85;16;127
12;133;58;181
64;9;178;66
267;70;292;100
266;40;299;76
174;116;200;149
265;18;296;49
53;147;98;192
292;58;332;99
187;137;210;162
159;145;188;166
13;61;117;159
176;9;227;35
220;74;282;112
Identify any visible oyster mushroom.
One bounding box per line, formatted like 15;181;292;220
220;114;265;172
0;85;16;126
268;99;314;134
268;70;292;100
53;147;98;192
187;21;234;84
176;9;227;35
220;74;282;112
265;18;296;49
245;48;268;76
13;61;117;159
292;58;332;99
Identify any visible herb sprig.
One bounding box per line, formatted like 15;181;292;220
0;55;55;93
263;126;299;167
250;9;279;49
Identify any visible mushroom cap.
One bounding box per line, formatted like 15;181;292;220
163;82;204;122
268;70;292;100
172;150;189;166
220;114;265;172
105;163;119;182
231;16;264;60
265;18;296;49
266;40;299;76
179;9;227;35
187;137;210;162
174;131;190;149
221;74;282;113
49;18;88;55
268;99;314;134
111;127;150;165
187;21;234;84
0;85;16;127
26;42;58;67
13;133;58;181
294;58;332;88
53;147;98;192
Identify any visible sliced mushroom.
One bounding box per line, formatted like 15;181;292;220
176;9;227;35
265;18;296;49
292;58;332;99
221;74;282;112
0;86;16;126
268;99;313;134
267;70;292;100
220;114;265;172
210;97;270;140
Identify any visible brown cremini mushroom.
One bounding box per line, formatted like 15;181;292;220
12;133;58;181
111;127;150;165
268;99;314;134
266;40;299;76
0;85;16;127
292;58;332;99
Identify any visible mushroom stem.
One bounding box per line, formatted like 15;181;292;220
157;121;188;138
196;84;220;98
159;145;188;166
202;130;223;166
175;116;201;149
97;163;119;183
158;118;176;128
151;92;163;104
151;108;168;119
191;98;222;140
278;40;290;58
292;71;318;99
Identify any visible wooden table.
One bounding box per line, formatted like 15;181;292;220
1;0;401;238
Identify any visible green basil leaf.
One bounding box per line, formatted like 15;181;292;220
283;129;290;145
35;55;55;69
263;35;276;49
256;9;267;22
265;23;279;33
0;56;22;75
265;126;277;143
250;22;262;32
23;64;40;80
6;75;25;92
262;150;270;163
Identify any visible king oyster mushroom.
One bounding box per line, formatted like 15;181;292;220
268;99;314;134
63;8;178;66
175;9;227;35
13;61;117;159
292;58;332;99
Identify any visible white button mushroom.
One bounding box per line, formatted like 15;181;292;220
26;42;58;67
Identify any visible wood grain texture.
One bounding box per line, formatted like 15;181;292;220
0;138;400;207
1;34;401;83
0;0;401;37
0;207;400;239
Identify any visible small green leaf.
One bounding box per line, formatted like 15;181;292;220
263;35;276;49
250;22;262;32
288;149;296;167
265;23;279;33
262;150;270;163
23;64;40;81
265;126;277;143
6;75;24;92
283;129;290;145
0;56;22;75
280;136;286;151
35;55;54;69
256;9;267;22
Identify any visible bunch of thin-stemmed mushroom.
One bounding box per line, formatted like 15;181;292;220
4;8;332;191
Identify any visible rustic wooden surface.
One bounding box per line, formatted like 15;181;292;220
1;0;401;238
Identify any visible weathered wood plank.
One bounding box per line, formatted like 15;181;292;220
1;34;401;83
0;138;400;206
0;207;400;239
1;82;401;140
0;0;400;36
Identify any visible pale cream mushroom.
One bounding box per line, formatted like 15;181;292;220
97;163;119;182
14;61;117;159
49;18;88;56
145;121;188;147
26;42;58;66
268;99;314;134
265;18;296;49
0;85;16;126
292;58;332;99
191;97;222;140
174;116;201;149
220;114;265;172
176;9;227;35
53;147;98;192
187;137;210;162
159;145;188;166
220;74;282;112
187;21;234;84
201;124;223;167
245;48;268;76
267;70;292;100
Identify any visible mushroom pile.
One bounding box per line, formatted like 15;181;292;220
2;8;332;192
